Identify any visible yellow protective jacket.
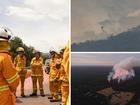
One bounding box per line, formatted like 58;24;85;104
30;57;43;76
49;65;61;82
0;51;20;105
49;58;56;73
14;55;26;73
63;43;69;81
62;43;69;105
59;65;69;83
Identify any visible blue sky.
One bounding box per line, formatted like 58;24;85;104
72;0;140;43
0;0;69;52
72;53;140;66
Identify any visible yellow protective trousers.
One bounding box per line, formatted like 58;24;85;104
31;76;44;95
18;70;27;95
49;81;59;100
61;82;69;105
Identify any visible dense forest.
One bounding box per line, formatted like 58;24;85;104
10;37;47;66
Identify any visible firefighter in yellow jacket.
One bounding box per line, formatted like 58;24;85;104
48;51;57;99
14;47;27;97
61;43;69;105
0;27;19;105
49;53;63;102
30;51;45;97
59;64;69;105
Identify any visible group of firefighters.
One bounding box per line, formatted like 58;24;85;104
0;27;69;105
14;47;45;97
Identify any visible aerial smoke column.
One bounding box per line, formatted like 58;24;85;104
108;57;139;83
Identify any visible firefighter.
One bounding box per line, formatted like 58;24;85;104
14;47;27;97
49;54;63;102
59;66;69;105
0;27;20;105
58;52;63;95
48;51;57;99
30;51;45;97
61;43;69;105
46;51;56;74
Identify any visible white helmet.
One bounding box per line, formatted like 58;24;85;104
0;27;12;41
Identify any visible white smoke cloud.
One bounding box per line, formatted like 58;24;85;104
108;57;139;83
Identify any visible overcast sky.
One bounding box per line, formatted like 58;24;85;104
72;53;140;66
72;0;140;43
0;0;69;52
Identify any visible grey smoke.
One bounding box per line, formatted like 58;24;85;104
72;0;140;43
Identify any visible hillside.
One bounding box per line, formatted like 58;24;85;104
72;26;140;52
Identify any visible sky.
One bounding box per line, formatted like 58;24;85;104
72;53;140;66
72;0;140;43
0;0;69;52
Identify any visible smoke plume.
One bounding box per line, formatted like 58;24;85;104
108;57;139;83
